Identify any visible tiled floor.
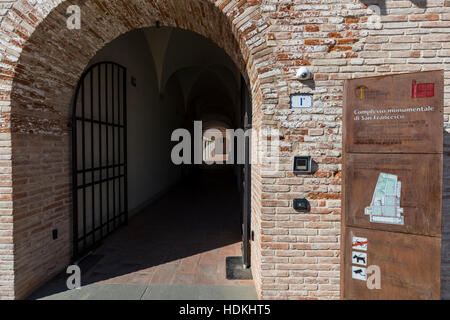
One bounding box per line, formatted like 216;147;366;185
29;168;256;300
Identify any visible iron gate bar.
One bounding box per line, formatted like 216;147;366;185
123;66;129;226
73;117;124;128
112;64;116;230
98;64;103;240
76;163;125;174
72;61;128;261
81;78;87;251
79;216;126;240
71;76;79;259
105;63;110;235
90;68;95;245
76;174;125;190
118;66;121;228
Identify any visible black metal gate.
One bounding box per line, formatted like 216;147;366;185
241;76;252;268
72;62;128;260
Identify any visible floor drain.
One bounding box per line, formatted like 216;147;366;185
226;256;253;280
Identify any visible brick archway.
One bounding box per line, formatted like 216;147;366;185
0;0;273;299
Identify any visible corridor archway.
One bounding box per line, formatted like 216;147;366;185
69;28;250;288
2;0;272;299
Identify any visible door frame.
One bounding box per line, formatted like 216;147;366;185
241;76;252;268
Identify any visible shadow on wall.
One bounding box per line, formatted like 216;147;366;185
442;131;450;299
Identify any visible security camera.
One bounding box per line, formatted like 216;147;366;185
295;67;312;80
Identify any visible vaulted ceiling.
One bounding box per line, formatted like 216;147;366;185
142;27;241;127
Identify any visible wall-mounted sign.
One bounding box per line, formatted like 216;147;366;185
290;94;312;109
352;251;367;266
352;236;368;251
344;227;441;299
352;266;367;281
344;71;443;154
364;172;404;226
342;70;443;300
344;134;442;237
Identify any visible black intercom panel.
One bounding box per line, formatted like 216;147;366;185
293;156;312;174
293;199;310;212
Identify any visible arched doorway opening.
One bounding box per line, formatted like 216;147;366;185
70;25;250;262
66;27;254;299
4;0;269;299
28;25;257;302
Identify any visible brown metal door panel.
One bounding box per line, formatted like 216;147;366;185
344;227;441;300
344;153;442;237
342;70;443;300
344;70;444;154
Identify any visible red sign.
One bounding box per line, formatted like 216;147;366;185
412;80;434;98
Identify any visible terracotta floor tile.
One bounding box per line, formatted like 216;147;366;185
150;264;178;284
108;272;152;285
199;250;220;265
172;272;197;285
194;264;222;286
177;254;201;274
71;169;254;288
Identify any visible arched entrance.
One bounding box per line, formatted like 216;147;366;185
1;0;271;299
62;25;255;299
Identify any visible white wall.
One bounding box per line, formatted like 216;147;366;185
87;29;184;215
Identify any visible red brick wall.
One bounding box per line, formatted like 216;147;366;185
1;0;450;300
260;0;450;299
0;0;270;299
